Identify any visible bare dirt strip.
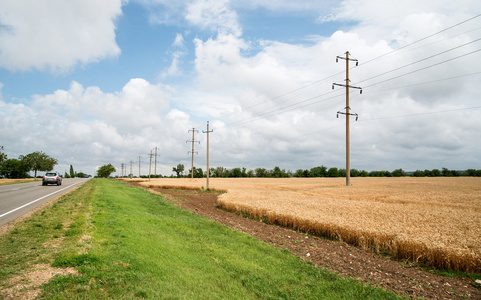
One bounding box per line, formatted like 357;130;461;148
137;184;481;300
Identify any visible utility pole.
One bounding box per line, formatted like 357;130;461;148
148;149;153;181
130;160;134;179
120;163;125;178
186;128;199;179
202;121;213;190
155;147;158;176
333;51;362;186
138;155;142;178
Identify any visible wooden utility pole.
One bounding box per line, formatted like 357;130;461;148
148;149;152;181
333;51;362;186
154;147;158;176
138;155;141;178
203;121;213;190
187;128;199;179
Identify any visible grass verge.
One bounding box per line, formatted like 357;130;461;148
0;179;403;299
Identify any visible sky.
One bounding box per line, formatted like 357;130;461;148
0;0;480;177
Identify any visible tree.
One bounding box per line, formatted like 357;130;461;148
229;167;242;178
309;166;327;177
254;168;267;178
392;169;405;177
327;167;339;177
22;151;58;179
0;146;6;167
172;164;184;177
271;166;282;178
188;167;203;178
1;158;29;178
431;169;441;176
70;165;75;178
97;163;116;178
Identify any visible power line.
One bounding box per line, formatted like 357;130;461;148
362;13;481;66
359;105;481;122
363;48;481;89
288;105;481;140
225;44;481;128
357;38;481;86
221;13;481;125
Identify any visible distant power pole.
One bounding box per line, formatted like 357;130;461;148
130;160;134;179
186;128;199;179
138;155;142;178
148;149;153;181
120;163;125;178
332;51;362;186
154;147;157;176
202;121;213;189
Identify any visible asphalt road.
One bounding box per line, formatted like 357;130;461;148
0;178;90;227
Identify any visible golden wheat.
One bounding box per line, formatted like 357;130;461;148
133;177;481;272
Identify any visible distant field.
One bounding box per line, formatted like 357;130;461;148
137;177;481;272
0;178;35;185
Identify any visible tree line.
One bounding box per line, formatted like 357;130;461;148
169;164;481;178
0;146;92;179
0;146;58;179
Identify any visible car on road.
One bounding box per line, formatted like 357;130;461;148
42;171;62;186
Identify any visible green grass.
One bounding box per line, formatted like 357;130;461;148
0;179;403;299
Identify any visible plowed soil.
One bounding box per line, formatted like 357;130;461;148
139;184;481;300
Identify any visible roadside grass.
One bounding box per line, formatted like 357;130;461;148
1;179;402;299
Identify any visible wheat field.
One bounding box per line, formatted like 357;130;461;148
136;177;481;272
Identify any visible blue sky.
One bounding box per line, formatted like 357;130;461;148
1;0;480;177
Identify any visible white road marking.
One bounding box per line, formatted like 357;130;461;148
0;181;84;219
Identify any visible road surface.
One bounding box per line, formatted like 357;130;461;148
0;178;90;227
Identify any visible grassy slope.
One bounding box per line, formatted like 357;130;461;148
0;179;402;299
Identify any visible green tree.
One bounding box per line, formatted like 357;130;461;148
271;166;283;178
309;166;327;177
22;151;58;179
359;170;369;177
0;146;6;167
1;158;29;178
172;164;185;177
97;163;116;178
412;170;425;177
188;167;203;178
254;168;267;177
70;165;75;178
391;169;405;177
229;167;242;178
327;167;339;177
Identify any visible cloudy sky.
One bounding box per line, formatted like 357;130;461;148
1;0;480;177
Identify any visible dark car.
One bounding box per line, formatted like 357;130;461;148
42;171;62;186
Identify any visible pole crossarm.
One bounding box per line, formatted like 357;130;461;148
332;83;363;94
336;54;359;65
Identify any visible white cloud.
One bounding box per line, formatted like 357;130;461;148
186;0;241;36
0;0;123;72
